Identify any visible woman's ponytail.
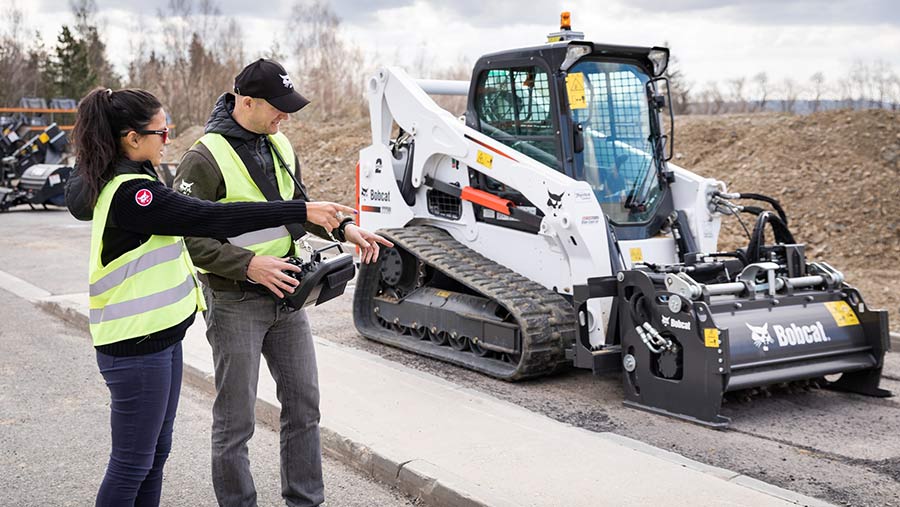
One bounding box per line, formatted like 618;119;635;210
72;88;162;207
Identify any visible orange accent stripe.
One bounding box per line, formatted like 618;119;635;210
355;161;360;225
354;161;361;255
465;135;517;162
460;186;514;215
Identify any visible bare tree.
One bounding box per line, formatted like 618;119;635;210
890;74;900;111
835;77;854;109
662;41;691;114
287;0;366;121
0;4;50;105
127;0;244;129
727;77;747;113
752;72;769;112
809;72;826;113
698;81;725;115
871;60;892;110
779;78;799;113
848;60;870;109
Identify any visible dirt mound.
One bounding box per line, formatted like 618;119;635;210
167;109;900;328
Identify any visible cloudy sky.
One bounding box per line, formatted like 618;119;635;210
15;0;900;97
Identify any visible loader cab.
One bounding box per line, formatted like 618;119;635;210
465;41;675;240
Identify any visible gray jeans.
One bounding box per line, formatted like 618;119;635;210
203;286;324;507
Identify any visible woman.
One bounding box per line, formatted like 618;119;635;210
67;87;354;506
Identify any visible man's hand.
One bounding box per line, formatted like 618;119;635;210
306;201;357;231
344;224;394;264
246;255;301;298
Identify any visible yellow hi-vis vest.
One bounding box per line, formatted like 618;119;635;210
196;132;296;260
88;174;206;346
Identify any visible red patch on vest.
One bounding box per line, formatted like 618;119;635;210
135;189;153;207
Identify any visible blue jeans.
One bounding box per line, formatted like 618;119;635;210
95;341;183;507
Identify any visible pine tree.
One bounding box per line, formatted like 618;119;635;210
48;25;96;100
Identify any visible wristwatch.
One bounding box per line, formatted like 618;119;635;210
332;216;356;243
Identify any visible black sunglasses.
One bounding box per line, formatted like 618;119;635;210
124;127;169;143
138;128;169;143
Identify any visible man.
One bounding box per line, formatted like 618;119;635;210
174;58;391;507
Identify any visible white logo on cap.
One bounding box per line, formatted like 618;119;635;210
280;73;294;89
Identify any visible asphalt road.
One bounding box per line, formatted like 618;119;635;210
2;208;900;506
0;283;415;506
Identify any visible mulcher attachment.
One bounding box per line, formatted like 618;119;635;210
614;264;891;428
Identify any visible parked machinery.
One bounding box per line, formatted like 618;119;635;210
0;123;72;211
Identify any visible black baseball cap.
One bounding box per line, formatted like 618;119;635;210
234;58;310;113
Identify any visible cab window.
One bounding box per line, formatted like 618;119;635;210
474;66;560;170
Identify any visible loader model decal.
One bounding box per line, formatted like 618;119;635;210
547;190;564;210
747;322;774;352
747;321;834;353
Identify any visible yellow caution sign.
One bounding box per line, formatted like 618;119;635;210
704;328;720;348
435;290;452;298
824;301;860;327
566;72;587;110
476;150;493;169
629;247;643;263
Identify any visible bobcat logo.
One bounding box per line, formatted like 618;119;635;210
178;180;194;196
279;73;294;89
360;187;369;198
135;189;153;207
746;322;774;352
547;190;564;210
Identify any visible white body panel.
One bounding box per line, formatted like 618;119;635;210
358;67;726;345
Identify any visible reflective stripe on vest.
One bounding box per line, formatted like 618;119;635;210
89;241;184;296
90;273;196;324
88;174;206;346
196;132;296;259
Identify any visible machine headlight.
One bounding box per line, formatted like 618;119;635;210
561;44;592;72
648;47;669;77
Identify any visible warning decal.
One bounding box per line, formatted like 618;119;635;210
566;72;587;110
824;301;860;327
476;150;493;169
629;247;643;263
704;328;720;348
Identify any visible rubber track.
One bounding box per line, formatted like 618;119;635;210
354;225;576;380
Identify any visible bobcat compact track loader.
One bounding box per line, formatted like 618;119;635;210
352;14;891;427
